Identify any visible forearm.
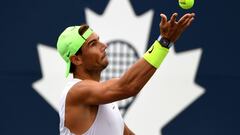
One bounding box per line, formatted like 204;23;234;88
118;40;169;95
119;58;156;95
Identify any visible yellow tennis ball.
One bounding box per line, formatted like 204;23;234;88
179;0;194;9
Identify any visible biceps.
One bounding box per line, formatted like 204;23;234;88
81;79;131;105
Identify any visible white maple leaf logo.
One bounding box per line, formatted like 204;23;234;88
33;0;205;135
32;44;70;111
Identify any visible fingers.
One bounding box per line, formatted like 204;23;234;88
182;13;195;28
191;13;195;17
185;17;194;27
158;13;195;42
178;13;194;25
160;13;167;26
170;13;178;25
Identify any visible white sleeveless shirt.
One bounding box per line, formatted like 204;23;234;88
59;78;125;135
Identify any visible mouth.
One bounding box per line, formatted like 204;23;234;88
102;52;107;59
104;51;107;56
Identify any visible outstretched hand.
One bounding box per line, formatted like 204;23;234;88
160;13;195;43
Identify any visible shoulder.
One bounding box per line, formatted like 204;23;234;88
71;79;100;92
66;80;99;104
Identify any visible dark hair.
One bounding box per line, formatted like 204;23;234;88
70;24;89;73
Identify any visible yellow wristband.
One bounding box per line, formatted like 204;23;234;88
143;40;169;68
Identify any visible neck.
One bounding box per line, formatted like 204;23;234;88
73;68;101;82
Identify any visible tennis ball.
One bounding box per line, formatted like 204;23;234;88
179;0;194;9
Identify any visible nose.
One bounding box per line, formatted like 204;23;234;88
101;42;108;51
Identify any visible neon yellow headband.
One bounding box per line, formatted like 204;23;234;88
57;26;93;77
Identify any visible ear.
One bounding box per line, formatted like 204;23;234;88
70;55;83;66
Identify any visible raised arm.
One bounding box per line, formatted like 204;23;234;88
70;13;195;105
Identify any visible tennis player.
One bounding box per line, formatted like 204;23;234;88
57;13;195;135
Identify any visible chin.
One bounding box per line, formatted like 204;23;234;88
102;61;109;69
99;57;108;70
103;56;109;65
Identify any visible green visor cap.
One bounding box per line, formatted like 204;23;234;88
57;26;93;77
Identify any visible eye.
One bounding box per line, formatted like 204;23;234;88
90;40;98;47
90;41;96;46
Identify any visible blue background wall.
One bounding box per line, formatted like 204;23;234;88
0;0;239;134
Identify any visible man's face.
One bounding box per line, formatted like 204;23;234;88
80;33;109;71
